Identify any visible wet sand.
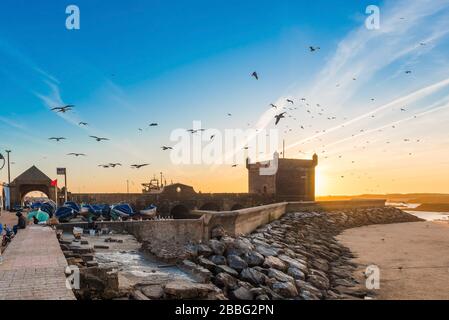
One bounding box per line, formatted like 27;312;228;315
337;221;449;300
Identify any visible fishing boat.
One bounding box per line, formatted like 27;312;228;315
39;201;56;217
140;204;157;218
110;203;135;221
55;206;77;222
80;204;103;222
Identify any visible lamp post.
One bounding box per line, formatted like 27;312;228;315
5;150;11;185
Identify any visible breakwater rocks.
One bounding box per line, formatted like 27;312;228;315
177;207;422;300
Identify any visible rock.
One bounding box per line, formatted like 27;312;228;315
287;267;306;280
256;294;270;300
215;265;239;277
278;255;308;272
86;261;99;267
164;280;220;299
179;260;212;283
81;254;95;262
213;273;238;290
94;245;109;250
70;246;94;254
141;285;164;299
230;287;254;300
209;240;225;256
197;256;217;271
184;243;198;259
60;244;70;251
226;239;254;257
211;225;226;239
255;245;279;257
210;255;227;265
240;268;268;286
196;244;213;257
295;280;323;299
263;256;287;271
271;281;298;298
131;290;150;300
267;268;294;283
307;274;330;290
227;255;248;272
242;251;265;267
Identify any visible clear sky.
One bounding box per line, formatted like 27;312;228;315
1;0;449;196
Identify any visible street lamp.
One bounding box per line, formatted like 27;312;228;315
5;150;11;185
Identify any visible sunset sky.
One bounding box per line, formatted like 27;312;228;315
1;0;449;196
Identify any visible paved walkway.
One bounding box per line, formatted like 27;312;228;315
0;226;76;300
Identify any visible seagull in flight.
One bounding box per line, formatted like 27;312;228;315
286;99;294;104
89;136;110;142
251;71;259;80
79;122;88;126
405;70;412;74
131;164;150;169
274;112;286;125
49;137;66;142
67;153;86;157
400;107;407;112
98;164;110;168
51;105;74;113
270;104;278;109
109;163;122;168
309;46;320;52
161;146;173;150
149;123;158;127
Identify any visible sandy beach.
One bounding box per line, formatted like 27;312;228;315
337;221;449;300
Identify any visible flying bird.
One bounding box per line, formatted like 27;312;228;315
286;99;294;104
51;105;74;113
270;104;278;109
405;70;412;74
131;164;150;169
251;71;259;80
67;153;86;157
161;146;173;150
78;122;88;126
109;163;122;168
89;136;109;142
309;46;320;52
49;137;66;142
98;164;110;168
274;112;286;125
149;123;158;127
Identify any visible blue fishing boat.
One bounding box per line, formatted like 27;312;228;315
55;206;77;222
110;203;135;220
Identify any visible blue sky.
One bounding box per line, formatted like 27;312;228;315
1;0;449;195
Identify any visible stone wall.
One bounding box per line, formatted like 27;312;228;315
57;218;205;261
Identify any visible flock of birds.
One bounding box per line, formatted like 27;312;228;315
48;105;160;169
45;39;426;193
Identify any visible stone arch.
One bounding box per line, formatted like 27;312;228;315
199;202;221;211
9;166;57;207
170;204;191;219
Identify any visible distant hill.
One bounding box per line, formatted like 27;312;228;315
408;203;449;212
317;193;449;204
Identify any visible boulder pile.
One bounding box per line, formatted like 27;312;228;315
178;207;421;300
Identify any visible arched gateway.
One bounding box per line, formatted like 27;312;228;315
8;166;58;206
